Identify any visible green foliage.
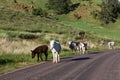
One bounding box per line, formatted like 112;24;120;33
99;0;120;24
46;0;72;14
19;33;39;39
32;8;48;17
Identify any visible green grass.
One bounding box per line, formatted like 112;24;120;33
59;19;120;41
0;53;37;74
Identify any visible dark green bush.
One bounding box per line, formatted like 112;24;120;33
19;33;38;39
32;8;48;17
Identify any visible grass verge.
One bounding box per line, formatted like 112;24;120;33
0;47;108;75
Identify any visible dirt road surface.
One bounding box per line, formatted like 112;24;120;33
0;50;120;80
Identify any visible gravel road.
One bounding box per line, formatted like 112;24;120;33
0;50;120;80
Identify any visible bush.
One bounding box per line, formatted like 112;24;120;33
99;0;120;24
32;8;48;17
46;0;72;14
7;31;39;39
19;33;39;39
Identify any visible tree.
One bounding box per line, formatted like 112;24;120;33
99;0;120;24
46;0;72;14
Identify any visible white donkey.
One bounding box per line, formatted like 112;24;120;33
108;41;115;49
77;42;86;54
50;40;61;64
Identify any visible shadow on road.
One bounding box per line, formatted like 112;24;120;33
71;57;91;61
89;51;101;54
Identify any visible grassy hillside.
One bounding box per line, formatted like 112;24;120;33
0;0;119;57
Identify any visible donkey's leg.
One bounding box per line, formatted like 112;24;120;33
39;53;43;61
44;52;48;61
37;53;40;62
51;49;57;63
57;53;60;62
51;50;55;63
54;52;58;63
82;47;85;54
52;52;56;63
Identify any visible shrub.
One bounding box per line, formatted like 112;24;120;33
46;0;72;14
32;8;48;17
19;33;39;39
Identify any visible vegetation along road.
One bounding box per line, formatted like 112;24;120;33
0;50;120;80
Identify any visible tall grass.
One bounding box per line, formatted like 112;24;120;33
0;38;40;55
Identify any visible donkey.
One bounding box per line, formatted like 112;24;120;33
77;42;86;54
31;45;48;62
50;40;61;64
68;41;77;51
108;41;115;49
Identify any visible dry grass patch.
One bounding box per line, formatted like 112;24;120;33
0;38;40;54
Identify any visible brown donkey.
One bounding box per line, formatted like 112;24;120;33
31;45;48;62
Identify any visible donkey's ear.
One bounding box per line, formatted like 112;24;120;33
31;50;33;52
